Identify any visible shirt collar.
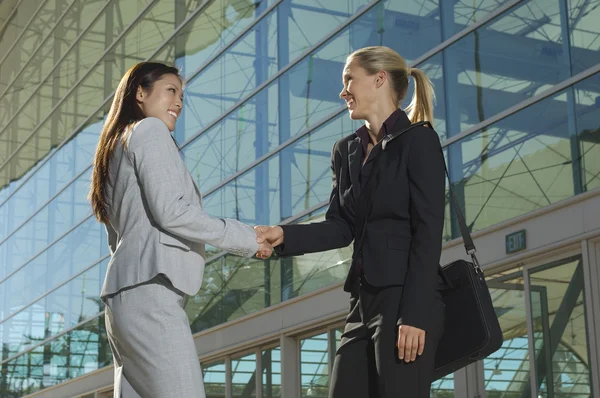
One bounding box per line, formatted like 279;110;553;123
355;109;405;155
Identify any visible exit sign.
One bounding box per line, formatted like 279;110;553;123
506;230;526;254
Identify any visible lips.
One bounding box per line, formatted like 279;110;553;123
167;110;179;119
346;99;355;110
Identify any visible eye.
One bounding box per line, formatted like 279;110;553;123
169;88;176;93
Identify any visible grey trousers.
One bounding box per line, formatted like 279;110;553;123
104;274;205;398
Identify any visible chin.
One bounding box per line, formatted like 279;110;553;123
162;119;175;131
348;109;363;120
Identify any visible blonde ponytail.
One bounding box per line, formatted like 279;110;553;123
405;67;435;124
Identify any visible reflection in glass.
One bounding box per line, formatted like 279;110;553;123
447;89;575;237
431;374;455;397
202;360;226;398
197;111;355;226
186;206;350;334
529;255;592;397
181;0;443;192
0;170;93;277
573;73;600;193
300;333;329;398
0;114;103;243
443;0;515;37
568;0;600;75
0;259;107;361
485;270;533;395
261;346;281;398
186;254;281;334
1;216;106;321
231;352;257;397
0;315;111;397
443;0;569;135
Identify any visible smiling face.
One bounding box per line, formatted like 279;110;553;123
136;73;183;131
339;58;379;120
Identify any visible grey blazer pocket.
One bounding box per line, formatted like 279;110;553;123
159;231;191;251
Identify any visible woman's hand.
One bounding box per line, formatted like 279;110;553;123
397;325;426;362
254;225;284;247
254;226;284;259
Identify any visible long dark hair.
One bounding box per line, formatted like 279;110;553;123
89;62;182;224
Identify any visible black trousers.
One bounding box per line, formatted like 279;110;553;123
329;276;445;398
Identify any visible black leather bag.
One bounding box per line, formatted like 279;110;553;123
355;121;503;380
431;166;504;380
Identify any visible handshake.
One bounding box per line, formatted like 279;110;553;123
254;225;284;259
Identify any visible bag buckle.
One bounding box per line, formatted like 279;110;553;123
471;252;483;275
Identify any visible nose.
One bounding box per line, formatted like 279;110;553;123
339;87;347;99
175;97;182;109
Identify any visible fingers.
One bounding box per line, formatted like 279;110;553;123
254;225;271;243
255;238;273;259
397;325;426;363
254;225;284;247
397;328;406;361
417;333;425;356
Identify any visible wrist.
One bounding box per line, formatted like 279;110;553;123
275;225;284;245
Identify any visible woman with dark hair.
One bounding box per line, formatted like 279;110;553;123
89;62;272;397
256;46;446;397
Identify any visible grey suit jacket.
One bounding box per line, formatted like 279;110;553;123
100;117;258;298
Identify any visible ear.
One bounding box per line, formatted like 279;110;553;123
136;86;145;103
375;70;387;88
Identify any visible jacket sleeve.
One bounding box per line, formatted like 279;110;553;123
276;141;354;257
127;117;258;258
397;128;445;332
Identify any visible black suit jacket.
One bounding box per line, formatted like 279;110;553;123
277;111;446;332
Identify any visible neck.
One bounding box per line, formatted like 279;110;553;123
364;102;398;144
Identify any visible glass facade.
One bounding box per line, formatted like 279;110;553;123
1;0;599;396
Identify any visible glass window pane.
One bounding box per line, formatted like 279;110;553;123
0;169;92;274
412;53;447;140
155;0;278;79
231;352;257;397
568;0;600;75
187;254;281;334
446;90;575;236
1;216;106;320
442;0;516;38
261;346;281;398
197;110;356;222
485;269;533;395
431;374;455;397
0;111;103;226
0;0;160;193
1;315;111;396
528;255;592;397
3;0;109;123
300;332;329;398
0;259;107;362
202;360;226;398
0;0;61;106
573;72;600;193
443;0;570;136
181;0;441;189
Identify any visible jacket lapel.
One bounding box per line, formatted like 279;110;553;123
347;137;362;198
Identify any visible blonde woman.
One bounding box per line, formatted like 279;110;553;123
256;46;446;397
